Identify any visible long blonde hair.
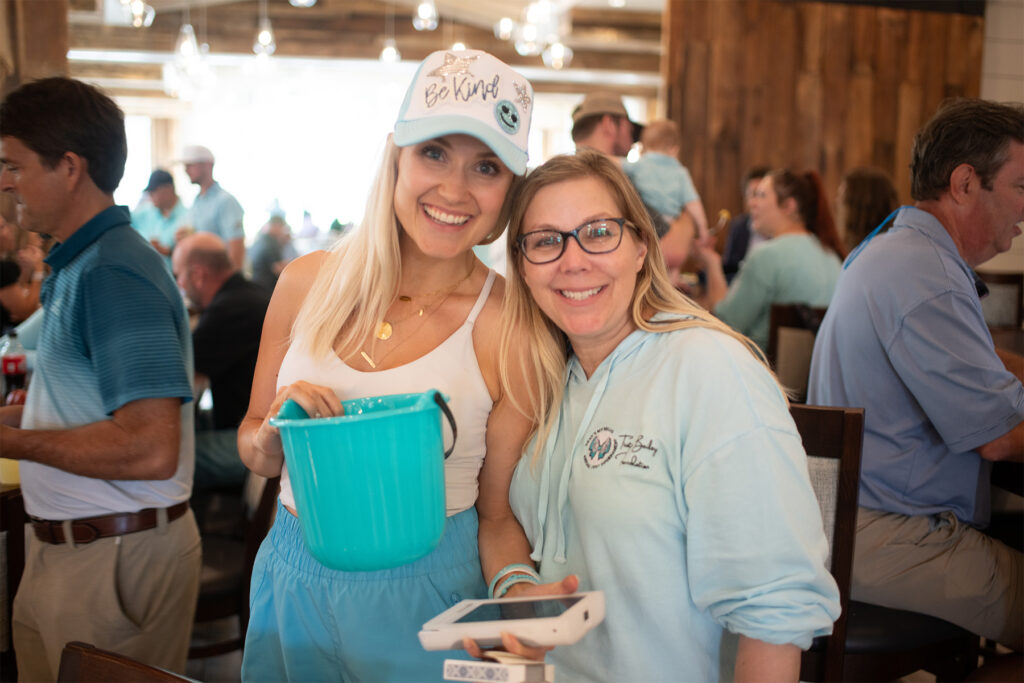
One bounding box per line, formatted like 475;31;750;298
293;135;523;358
500;150;776;462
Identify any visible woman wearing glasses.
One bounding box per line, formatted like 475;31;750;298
485;151;840;681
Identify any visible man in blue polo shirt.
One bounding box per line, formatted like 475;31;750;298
0;78;201;680
809;99;1023;655
179;144;246;270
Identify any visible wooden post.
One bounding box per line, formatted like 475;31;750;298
1;0;68;96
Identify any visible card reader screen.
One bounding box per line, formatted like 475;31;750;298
454;596;584;623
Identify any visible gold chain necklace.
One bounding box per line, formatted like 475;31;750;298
361;260;475;369
375;260;474;341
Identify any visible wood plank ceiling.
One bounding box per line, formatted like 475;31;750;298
68;0;664;98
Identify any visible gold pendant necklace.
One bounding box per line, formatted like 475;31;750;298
375;260;473;343
363;260;474;369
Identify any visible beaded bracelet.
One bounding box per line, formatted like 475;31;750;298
494;572;540;599
487;563;540;599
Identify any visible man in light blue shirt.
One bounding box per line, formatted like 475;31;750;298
131;168;187;269
180;144;245;269
808;98;1023;652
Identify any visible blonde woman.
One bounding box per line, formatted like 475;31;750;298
238;50;541;681
487;151;840;681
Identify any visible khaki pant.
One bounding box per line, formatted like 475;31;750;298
852;506;1023;650
13;509;201;682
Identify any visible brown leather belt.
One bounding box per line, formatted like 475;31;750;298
30;501;189;545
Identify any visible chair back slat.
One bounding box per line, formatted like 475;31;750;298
791;404;864;683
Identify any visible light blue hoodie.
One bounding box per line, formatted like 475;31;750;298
510;319;840;682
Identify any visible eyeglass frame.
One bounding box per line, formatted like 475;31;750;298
516;217;639;264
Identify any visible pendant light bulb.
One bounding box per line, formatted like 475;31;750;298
253;17;276;55
380;38;401;63
175;23;199;59
412;0;438;31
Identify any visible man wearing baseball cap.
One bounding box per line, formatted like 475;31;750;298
570;91;694;272
179;144;246;270
132;168;187;269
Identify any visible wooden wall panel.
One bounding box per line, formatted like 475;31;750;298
1;0;68;95
665;0;984;230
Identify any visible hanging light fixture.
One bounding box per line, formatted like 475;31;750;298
124;0;155;27
494;17;514;41
412;0;438;31
541;41;573;69
503;1;574;69
380;39;401;63
165;8;205;100
380;2;401;63
175;21;199;59
289;0;317;6
253;0;276;56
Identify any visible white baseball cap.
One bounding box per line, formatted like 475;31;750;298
393;50;533;175
178;144;215;164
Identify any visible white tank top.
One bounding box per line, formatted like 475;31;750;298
276;270;496;516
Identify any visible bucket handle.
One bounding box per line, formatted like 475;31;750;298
434;391;457;459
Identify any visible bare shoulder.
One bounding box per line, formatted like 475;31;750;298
276;250;329;294
263;249;334;331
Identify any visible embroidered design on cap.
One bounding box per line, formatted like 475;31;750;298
426;52;478;81
584;428;618;469
494;100;521;135
513;81;532;109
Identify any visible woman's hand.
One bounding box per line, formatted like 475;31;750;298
251;380;344;459
462;574;580;662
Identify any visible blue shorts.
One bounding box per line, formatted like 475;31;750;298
242;502;486;682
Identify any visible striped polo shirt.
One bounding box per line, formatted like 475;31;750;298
19;205;195;519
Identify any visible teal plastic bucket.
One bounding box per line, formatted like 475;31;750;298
270;390;456;571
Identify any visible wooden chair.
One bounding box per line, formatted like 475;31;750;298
57;641;192;682
794;404;981;681
791;404;864;682
977;271;1023;330
767;304;828;402
188;473;279;659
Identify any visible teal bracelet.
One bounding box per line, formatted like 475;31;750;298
487;563;539;599
494;573;539;599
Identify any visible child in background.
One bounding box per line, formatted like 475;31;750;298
624;119;708;240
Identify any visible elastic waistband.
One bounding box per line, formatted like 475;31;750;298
266;500;480;580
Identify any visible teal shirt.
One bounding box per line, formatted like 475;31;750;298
715;233;841;351
131;199;187;268
20;206;194;518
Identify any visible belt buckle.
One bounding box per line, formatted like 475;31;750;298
75;522;101;544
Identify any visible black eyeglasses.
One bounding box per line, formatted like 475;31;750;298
517;217;636;264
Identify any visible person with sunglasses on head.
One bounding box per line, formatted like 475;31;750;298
236;50;563;682
476;150;840;682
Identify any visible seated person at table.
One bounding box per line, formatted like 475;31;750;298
808;98;1023;656
479;150;840;682
697;168;846;352
836;167;898;254
172;231;270;494
721;165;771;282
